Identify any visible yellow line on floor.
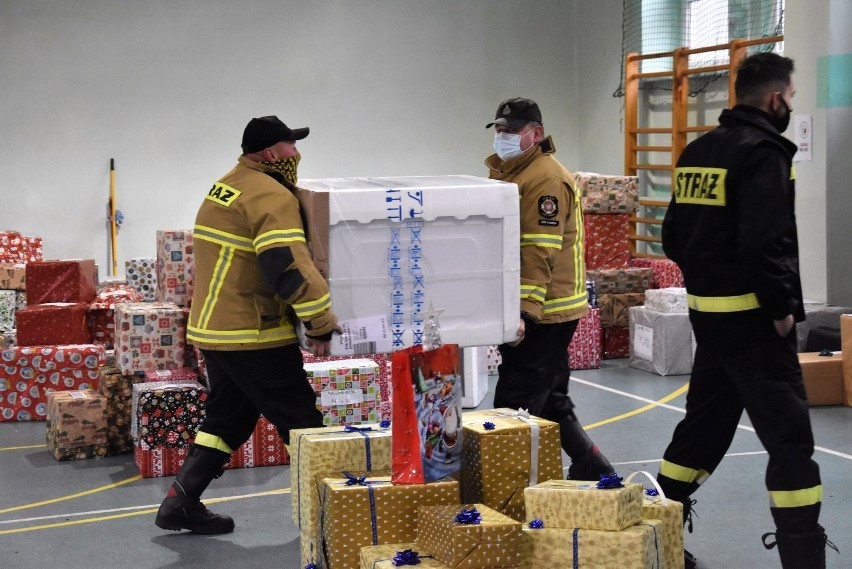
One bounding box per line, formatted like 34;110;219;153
0;475;144;515
0;444;46;451
0;488;290;535
583;382;689;430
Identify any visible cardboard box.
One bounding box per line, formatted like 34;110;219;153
417;503;522;569
290;423;393;537
798;352;844;406
629;306;693;376
297;176;520;352
523;479;643;532
519;521;663;569
461;409;563;522
317;470;460;569
25;259;97;304
844;315;852;407
360;544;450;569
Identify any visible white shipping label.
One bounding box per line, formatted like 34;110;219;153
333;314;392;355
634;324;654;361
320;388;363;407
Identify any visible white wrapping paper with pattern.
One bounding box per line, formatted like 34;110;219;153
524;479;643;531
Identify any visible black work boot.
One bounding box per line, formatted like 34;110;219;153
559;413;614;480
762;524;837;569
682;499;698;569
155;444;235;535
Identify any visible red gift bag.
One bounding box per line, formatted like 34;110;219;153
391;344;462;484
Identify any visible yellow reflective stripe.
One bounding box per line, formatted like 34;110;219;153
769;485;822;508
520;284;546;302
253;229;306;252
673;167;727;206
687;293;760;312
193;225;254;251
521;233;563;249
292;293;331;318
790;165;796;180
194;431;233;454
187;323;297;345
572;209;585;297
543;291;589;315
198;246;234;328
659;459;711;485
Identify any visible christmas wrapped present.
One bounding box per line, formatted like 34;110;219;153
523;478;643;531
98;364;143;455
87;284;144;349
0;290;16;331
317;470;460;569
125;258;158;301
155;230;194;307
0;231;43;264
599;292;645;328
574;172;640;215
583;213;630;270
629;258;684;289
303;351;392;403
485;346;501;376
587;268;653;295
844;315;852;407
0;263;27;290
0;344;105;422
641;496;683;569
416;504;522;569
568;307;601;371
304;358;385;427
114;302;187;375
290;423;393;537
46;389;109;460
16;302;91;346
143;368;198;383
134;444;190;477
603;327;630;359
519;520;663;569
0;330;15;348
25;259;97;305
644;288;688;314
460;409;562;522
360;544;450;569
629;306;693;376
132;381;207;447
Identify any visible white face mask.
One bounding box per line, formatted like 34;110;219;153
493;131;524;161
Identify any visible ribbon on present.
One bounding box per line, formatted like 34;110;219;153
392;549;422;566
454;507;483;525
462;408;542;486
343;471;368;486
596;472;624;489
625;470;669;506
529;518;544;529
483;421;495;430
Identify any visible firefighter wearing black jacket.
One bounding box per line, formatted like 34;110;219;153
656;53;832;568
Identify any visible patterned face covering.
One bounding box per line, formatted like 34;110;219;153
261;153;301;185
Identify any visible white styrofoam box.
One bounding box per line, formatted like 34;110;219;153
643;287;688;313
628;305;693;376
461;346;490;408
298;175;520;354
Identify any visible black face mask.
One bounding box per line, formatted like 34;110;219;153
769;96;791;133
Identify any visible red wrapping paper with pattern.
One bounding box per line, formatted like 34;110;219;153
629;258;684;288
0;232;43;264
25;259;98;305
568;307;602;370
0;344;106;421
583;213;631;270
16;303;91;346
603;326;630;359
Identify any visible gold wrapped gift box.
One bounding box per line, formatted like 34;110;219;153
290;424;392;538
359;543;451;569
460;409;563;522
417;503;522;569
317;470;460;569
642;495;684;569
519;520;663;569
524;479;643;531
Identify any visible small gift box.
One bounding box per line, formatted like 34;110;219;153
45;389;109;461
523;478;643;532
416;504;522;569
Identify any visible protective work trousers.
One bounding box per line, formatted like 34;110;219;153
195;344;323;451
494;319;580;422
657;331;822;533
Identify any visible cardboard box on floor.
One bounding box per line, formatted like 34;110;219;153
798;352;844;406
296;176;520;355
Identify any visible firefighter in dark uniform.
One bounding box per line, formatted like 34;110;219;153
657;53;832;568
155;116;340;535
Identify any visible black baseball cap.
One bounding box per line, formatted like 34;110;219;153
241;115;309;153
485;98;543;129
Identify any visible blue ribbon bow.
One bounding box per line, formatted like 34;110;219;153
380;420;391;428
454;507;483;525
343;471;368;486
304;564;318;569
529;518;544;529
596;472;624;489
483;421;496;430
344;425;374;433
645;488;659;496
392;549;422;566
